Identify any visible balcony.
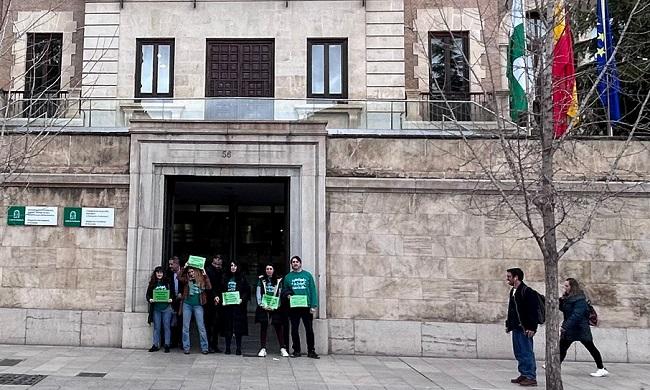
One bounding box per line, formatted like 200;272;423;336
1;94;513;134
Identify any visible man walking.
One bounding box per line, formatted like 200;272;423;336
505;267;540;387
283;255;319;359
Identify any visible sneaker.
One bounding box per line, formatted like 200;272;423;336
307;351;320;359
164;345;170;353
542;364;546;369
201;350;209;355
183;350;190;355
590;368;609;377
511;375;525;383
148;345;159;352
258;348;267;357
291;351;302;358
519;378;537;387
280;348;290;357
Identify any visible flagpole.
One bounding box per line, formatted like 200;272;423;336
600;0;613;136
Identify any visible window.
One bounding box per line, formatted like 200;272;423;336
25;33;63;96
135;39;174;98
307;39;347;99
429;31;469;99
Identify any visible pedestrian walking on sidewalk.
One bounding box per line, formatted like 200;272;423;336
559;277;608;377
505;267;539;387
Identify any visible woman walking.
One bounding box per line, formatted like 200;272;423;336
146;266;175;353
559;277;608;377
179;265;212;354
255;264;290;357
218;261;250;355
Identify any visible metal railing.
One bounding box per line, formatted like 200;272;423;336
1;95;512;132
0;90;79;119
419;91;498;122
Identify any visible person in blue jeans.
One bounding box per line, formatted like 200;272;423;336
179;265;212;354
146;266;175;353
505;268;540;387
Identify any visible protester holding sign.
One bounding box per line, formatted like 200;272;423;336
283;256;319;359
254;264;290;357
179;265;212;354
216;261;250;355
146;266;174;353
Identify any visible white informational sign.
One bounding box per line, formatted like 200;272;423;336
81;208;115;227
24;206;58;226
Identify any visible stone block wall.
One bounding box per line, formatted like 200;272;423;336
0;134;129;347
325;137;650;361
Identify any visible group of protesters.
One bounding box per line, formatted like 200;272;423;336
145;254;319;359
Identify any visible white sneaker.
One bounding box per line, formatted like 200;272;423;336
257;348;267;357
590;368;609;377
542;364;546;369
280;348;289;357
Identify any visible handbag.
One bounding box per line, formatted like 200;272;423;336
587;301;598;327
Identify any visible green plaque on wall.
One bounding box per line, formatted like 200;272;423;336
63;207;82;227
7;206;25;225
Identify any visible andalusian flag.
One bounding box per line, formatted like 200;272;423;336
507;0;532;123
552;0;579;137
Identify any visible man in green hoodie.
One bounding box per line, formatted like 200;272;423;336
283;255;319;359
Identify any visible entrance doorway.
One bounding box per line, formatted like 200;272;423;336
164;177;289;279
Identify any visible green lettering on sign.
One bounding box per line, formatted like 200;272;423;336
7;206;25;225
222;291;241;305
290;295;308;308
63;207;82;227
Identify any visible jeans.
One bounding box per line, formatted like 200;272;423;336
289;308;315;353
152;306;173;347
182;303;208;352
512;329;536;380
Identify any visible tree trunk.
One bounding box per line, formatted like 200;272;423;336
539;0;563;388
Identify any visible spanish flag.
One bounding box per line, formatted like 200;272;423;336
552;0;578;137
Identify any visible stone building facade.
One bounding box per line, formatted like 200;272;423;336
0;0;649;363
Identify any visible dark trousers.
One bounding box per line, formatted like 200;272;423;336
260;321;285;349
289;308;314;353
204;306;219;350
225;334;242;352
560;339;604;369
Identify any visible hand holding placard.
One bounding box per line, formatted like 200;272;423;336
222;291;241;305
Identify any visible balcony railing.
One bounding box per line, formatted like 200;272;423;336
1;95;514;133
0;90;79;119
419;91;499;122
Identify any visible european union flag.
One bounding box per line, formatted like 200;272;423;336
596;0;621;121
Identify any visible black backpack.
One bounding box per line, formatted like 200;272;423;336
525;286;546;324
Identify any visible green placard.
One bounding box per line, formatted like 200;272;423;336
222;291;241;305
63;207;82;227
290;295;308;308
152;288;170;302
186;255;206;269
7;206;25;225
262;294;279;310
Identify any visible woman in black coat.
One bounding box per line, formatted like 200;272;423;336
216;261;250;355
559;278;608;377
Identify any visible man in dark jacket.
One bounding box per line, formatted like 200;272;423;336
505;267;539;387
205;254;224;352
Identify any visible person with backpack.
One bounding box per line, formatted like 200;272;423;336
559;277;608;377
505;267;541;387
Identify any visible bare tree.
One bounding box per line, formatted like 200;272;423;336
407;0;649;388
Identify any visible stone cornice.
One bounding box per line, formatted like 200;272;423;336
1;173;130;188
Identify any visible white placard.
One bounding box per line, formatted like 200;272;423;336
81;208;115;227
24;206;58;226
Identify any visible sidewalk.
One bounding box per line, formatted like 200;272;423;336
1;345;648;389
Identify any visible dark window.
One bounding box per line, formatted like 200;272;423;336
429;31;469;99
307;39;348;99
25;33;62;96
135;39;174;98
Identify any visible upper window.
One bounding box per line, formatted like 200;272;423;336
26;33;63;95
429;31;469;98
135;39;174;98
307;39;348;99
